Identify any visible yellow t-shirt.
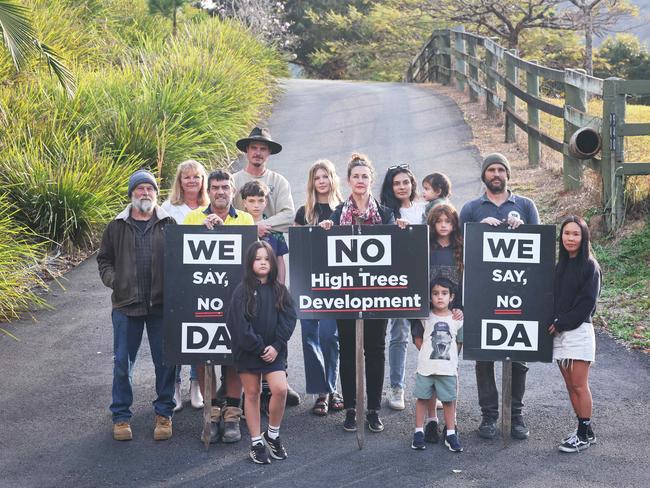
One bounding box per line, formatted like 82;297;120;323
183;205;254;226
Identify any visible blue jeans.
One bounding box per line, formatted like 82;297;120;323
388;318;410;389
110;310;176;423
301;319;339;394
175;365;199;383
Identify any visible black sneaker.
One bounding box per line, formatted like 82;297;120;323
263;431;288;460
478;417;497;439
563;428;596;445
366;410;384;433
411;431;426;450
559;433;590;453
445;432;464;452
424;420;439;443
511;416;530;440
343;409;357;432
249;443;271;464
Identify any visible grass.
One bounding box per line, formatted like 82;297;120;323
592;218;650;351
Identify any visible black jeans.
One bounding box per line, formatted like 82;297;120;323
476;360;529;420
337;319;388;411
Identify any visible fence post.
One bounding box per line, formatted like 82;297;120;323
563;69;588;190
432;32;439;83
505;50;517;143
467;37;479;101
527;61;541;167
453;26;466;92
601;77;626;230
485;42;498;118
443;30;452;86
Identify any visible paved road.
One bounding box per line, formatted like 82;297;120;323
1;79;648;488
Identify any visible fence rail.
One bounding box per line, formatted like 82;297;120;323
405;27;650;230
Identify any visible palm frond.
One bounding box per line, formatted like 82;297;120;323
0;0;38;70
33;40;76;98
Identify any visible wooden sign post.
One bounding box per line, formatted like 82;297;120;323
201;362;214;449
355;318;365;449
501;359;512;446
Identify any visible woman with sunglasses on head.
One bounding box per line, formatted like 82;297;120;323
294;160;345;417
379;164;427;411
548;216;601;453
320;153;408;433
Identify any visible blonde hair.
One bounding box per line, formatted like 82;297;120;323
347;152;375;181
304;159;343;224
169;159;209;206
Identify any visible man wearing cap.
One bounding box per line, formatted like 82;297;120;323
97;169;177;442
232;127;301;407
459;153;540;441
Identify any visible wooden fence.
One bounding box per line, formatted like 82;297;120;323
405;27;650;230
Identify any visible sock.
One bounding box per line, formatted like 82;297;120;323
446;428;456;436
427;417;439;424
415;427;424;433
225;396;240;408
251;435;263;446
267;425;280;440
577;417;591;438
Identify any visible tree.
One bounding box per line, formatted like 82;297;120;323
0;0;75;97
565;0;638;75
148;0;189;36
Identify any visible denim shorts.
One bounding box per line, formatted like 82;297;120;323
414;373;457;402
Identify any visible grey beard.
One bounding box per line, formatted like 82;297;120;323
132;196;155;213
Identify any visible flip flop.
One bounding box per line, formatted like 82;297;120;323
312;396;329;416
329;392;344;411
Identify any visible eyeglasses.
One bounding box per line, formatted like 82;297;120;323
388;163;410;170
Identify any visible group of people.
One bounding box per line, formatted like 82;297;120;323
97;127;601;464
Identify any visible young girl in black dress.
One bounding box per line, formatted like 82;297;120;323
227;241;297;464
548;216;601;453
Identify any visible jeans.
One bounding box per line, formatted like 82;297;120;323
475;360;529;420
301;319;339;394
175;365;199;383
110;310;176;423
388;318;410;389
337;319;387;411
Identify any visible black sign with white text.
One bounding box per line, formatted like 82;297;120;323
289;225;429;320
462;223;555;362
163;225;258;363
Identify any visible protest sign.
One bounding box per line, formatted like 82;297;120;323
462;223;555;362
289;225;429;320
163;225;257;363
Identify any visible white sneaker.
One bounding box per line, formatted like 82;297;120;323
436;399;443;410
190;380;204;409
388;386;405;410
173;383;183;412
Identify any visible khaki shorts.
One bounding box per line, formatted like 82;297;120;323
414;373;457;402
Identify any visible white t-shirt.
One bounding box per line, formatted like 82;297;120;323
161;201;200;224
399;201;426;224
417;312;463;377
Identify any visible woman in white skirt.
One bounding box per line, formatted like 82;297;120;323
548;216;601;453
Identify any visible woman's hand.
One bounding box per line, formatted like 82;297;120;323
203;214;223;230
319;220;333;230
451;308;464;320
261;345;278;363
548;323;558;335
396;218;409;229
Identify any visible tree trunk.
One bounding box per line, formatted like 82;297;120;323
584;8;593;75
172;0;178;37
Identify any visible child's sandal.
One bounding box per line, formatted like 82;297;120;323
312;396;329;416
329;392;344;411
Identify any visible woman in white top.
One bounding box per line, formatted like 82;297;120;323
379;164;426;411
161;159;209;411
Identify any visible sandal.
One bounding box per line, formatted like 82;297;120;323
312;396;329;416
329;392;344;412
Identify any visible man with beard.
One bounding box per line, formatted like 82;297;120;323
98;169;176;442
459;153;539;441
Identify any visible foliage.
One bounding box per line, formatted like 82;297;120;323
148;0;190;36
0;194;47;329
593;218;650;350
519;28;584;70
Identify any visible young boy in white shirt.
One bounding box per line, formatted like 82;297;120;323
412;277;463;452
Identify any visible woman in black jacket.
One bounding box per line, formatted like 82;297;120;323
548;216;601;453
320;153;407;433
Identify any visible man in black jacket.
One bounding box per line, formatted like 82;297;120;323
97;169;176;442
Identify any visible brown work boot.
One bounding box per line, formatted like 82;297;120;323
209;406;221;444
221;406;242;443
113;421;132;441
153;414;172;441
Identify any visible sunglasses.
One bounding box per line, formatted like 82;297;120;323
388;163;410;170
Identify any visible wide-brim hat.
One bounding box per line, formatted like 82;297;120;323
236;127;282;155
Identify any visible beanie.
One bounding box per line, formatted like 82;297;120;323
128;169;158;198
481;153;511;182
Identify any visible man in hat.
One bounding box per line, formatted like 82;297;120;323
232;127;301;407
97;169;177;442
459;153;540;441
233;127;295;236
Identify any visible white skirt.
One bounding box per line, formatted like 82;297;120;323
553;322;596;363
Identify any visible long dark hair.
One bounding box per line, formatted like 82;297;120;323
242;241;291;320
427;203;464;276
380;166;417;219
556;215;600;279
